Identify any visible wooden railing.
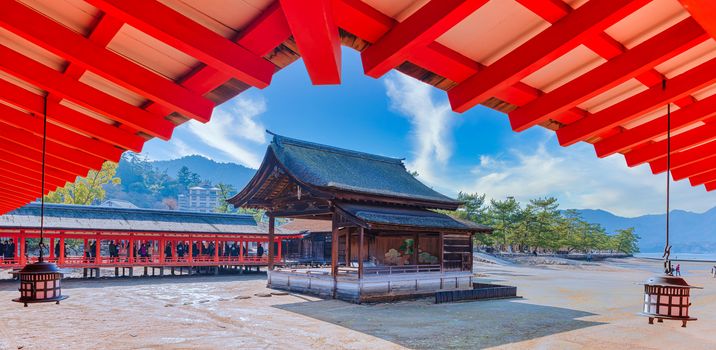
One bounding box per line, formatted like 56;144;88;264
0;254;277;269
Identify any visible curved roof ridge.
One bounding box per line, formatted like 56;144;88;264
270;131;404;165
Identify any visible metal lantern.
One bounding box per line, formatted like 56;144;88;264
12;260;68;307
641;275;700;327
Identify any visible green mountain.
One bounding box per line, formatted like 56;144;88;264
574;208;716;253
151;155;256;190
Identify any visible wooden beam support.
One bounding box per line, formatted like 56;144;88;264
448;0;650;113
680;0;716;39
0;79;144;152
268;214;275;270
557;57;716;146
509;18;706;131
650;140;716;174
0;46;175;140
671;155;716;180
0;0;215;123
595;93;716;157
280;0;341;84
0;138;89;177
626;122;716;167
0;104;123;161
689;169;716;186
362;0;488;78
0;156;75;185
86;0;276;88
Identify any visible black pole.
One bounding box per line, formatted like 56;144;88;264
663;79;672;276
39;95;48;262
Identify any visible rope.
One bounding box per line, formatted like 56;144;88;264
39;95;48;262
663;80;672;276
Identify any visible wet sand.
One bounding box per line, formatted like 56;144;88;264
0;258;714;349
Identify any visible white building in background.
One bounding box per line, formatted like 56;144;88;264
178;186;221;213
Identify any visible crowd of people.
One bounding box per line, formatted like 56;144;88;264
0;239;15;262
2;238;268;263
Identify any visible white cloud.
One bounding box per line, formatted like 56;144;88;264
463;137;716;217
185;95;268;168
384;72;455;184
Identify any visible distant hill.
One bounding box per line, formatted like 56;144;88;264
151;155;256;190
573;207;716;253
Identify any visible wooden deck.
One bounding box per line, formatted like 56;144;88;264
268;267;474;303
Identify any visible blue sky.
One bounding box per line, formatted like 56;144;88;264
143;48;716;217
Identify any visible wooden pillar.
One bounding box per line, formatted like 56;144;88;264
469;233;474;272
49;237;55;260
159;239;165;262
172;240;177;262
439;232;444;273
128;238;134;264
413;233;419;265
59;237;65;264
188;239;193;263
358;227;364;279
19;236;25;265
96;238;101;265
84;238;88;261
345;229;351;266
331;213;339;299
277;238;282;263
268;215;275;270
239;240;244;262
214;239;219;262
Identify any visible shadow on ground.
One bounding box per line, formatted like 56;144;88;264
0;272;267;291
275;297;604;349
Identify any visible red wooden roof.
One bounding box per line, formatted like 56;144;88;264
1;0;716;215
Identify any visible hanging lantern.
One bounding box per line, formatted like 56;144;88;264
11;94;68;306
641;275;700;327
12;260;67;307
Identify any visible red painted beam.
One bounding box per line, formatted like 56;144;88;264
557;57;716;146
671;155;716;180
0;45;175;140
0;174;49;197
280;0;341;85
448;0;650;113
0;189;33;203
706;180;716;192
86;0;276;88
625;122;716;167
333;0;395;43
516;0;664;87
0;79;144;152
0;137;91;177
362;0;488;78
0;122;106;171
689;169;716;186
0;104;124;161
0;157;75;185
680;0;716;39
0;161;67;189
509;18;706;132
0;0;215;123
448;0;649;113
594;93;716;157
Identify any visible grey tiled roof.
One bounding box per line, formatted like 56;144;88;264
0;203;268;234
336;202;492;233
270;134;460;207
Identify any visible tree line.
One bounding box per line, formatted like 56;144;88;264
445;193;640;255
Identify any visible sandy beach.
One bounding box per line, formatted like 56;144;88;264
0;257;714;350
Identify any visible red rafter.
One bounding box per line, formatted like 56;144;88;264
509;18;706;132
0;84;144;152
626;122;716;167
86;0;276;88
0;45;175;140
557;57;716;146
649;141;716;174
361;0;488;78
0;0;215;123
448;0;650;113
594;93;716;158
280;0;341;85
671;155;716;180
689;169;716;186
0;104;123;161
